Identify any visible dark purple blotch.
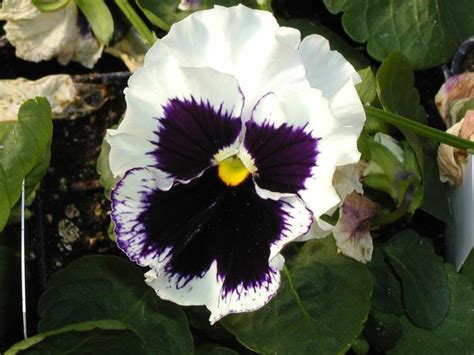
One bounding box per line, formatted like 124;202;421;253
150;97;241;181
244;120;320;194
119;167;290;295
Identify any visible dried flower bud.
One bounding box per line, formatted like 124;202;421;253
438;110;474;185
178;0;200;11
435;72;474;128
333;191;377;263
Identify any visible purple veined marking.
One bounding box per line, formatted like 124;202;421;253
244;120;320;194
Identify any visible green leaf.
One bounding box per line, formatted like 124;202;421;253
420;156;451;222
75;0;114;45
389;265;474;354
137;0;275;32
376;53;426;124
222;237;372;354
322;0;474;69
38;255;193;354
97;134;119;199
278;18;370;70
195;344;239;355
0;98;53;231
6;320;145;355
363;310;402;351
356;67;377;105
32;0;70;12
376;52;425;172
367;249;404;315
136;0;187;31
384;230;449;329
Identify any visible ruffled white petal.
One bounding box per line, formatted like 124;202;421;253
327;81;365;165
299;34;360;97
145;4;309;119
145;255;283;324
276;26;301;50
107;55;244;178
298;35;364;166
298;145;341;222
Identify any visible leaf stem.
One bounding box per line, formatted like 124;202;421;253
365;106;474;152
257;0;273;12
114;0;155;45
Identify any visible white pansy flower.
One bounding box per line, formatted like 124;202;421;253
107;5;365;323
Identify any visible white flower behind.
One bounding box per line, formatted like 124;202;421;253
0;0;103;68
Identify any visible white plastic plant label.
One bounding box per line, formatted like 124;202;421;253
447;157;474;270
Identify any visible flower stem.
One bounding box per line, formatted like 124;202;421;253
371;195;411;227
365;106;474;152
114;0;156;45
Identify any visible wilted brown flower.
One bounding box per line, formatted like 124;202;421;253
438;110;474;185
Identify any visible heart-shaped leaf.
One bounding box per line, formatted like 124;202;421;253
323;0;474;69
367;249;404;315
0;98;53;231
38;255;193;354
389;265;474;354
385;230;449;329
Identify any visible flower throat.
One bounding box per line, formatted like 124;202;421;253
217;156;250;186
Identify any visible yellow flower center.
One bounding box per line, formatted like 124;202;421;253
217;156;250;186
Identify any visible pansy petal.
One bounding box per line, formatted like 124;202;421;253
145;4;309;119
111;166;312;323
276;26;301;50
111;167;173;267
298;34;360;98
299;35;365;166
327;81;365;165
107;57;244;179
241;88;349;221
299;145;341;221
241;89;337;199
243;119;319;196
